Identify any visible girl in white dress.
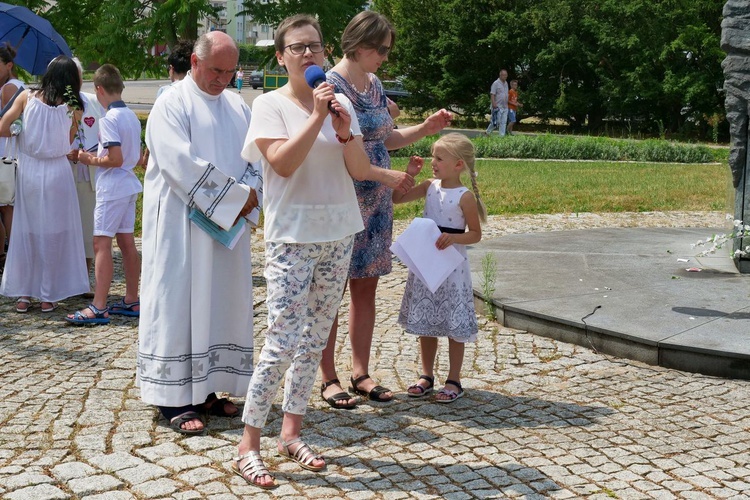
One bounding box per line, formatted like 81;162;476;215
392;133;487;403
0;56;89;312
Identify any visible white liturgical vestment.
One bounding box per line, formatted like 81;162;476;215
137;74;258;407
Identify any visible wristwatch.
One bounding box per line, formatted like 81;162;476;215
336;129;355;145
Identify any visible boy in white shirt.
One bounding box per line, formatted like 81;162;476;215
67;64;143;325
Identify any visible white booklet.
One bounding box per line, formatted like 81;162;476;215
390;217;465;293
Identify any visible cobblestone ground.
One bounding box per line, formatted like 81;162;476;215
1;212;748;500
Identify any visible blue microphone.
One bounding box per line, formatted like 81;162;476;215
304;65;339;117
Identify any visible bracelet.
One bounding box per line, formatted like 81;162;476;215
336;129;355;145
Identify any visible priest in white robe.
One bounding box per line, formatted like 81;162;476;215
138;31;260;435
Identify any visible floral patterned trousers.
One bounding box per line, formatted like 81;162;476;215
241;236;354;428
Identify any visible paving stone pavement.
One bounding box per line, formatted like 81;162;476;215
1;212;749;499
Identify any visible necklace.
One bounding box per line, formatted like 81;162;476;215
288;87;313;114
344;65;369;93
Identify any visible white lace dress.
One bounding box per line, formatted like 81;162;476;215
0;94;89;301
398;180;478;342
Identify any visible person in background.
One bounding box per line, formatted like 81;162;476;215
67;58;105;295
485;68;509;136
507;79;522;135
66;64;142;325
137;31;258;435
0;56;89;312
236;66;244;93
0;42;24;270
320;10;452;408
156;40;194;100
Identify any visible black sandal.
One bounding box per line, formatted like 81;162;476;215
349;374;393;403
407;375;435;398
201;392;241;417
321;378;358;410
160;405;205;435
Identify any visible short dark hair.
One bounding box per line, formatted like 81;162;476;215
93;64;125;94
37;55;82;109
168;40;194;75
274;14;323;54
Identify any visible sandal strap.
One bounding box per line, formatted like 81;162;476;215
279;437;320;466
419;375;435;386
321;378;341;390
235;451;272;481
351;373;371;386
444;379;462;390
88;303;108;316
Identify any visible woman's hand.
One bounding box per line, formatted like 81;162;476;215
379;169;414;194
422;109;453;135
406;155;424;177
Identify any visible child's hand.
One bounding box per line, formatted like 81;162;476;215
77;150;93;165
406;156;424;177
436;233;457;250
66;149;79;162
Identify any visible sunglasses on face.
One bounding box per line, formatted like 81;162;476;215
284;42;325;55
376;45;391;56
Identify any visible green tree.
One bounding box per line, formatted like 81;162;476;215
237;0;368;58
375;0;725;137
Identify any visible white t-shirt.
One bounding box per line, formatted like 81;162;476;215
95;101;143;202
490;79;509;109
242;91;364;244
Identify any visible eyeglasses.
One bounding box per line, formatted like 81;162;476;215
284;42;324;55
376;45;391;56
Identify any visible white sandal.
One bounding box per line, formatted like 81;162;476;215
278;436;325;471
15;298;31;313
233;450;276;489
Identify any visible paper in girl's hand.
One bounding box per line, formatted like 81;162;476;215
390;217;464;293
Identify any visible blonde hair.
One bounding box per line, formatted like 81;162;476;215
432;133;487;222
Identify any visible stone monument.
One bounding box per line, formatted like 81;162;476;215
722;0;750;272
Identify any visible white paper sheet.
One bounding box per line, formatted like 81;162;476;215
390;217;465;293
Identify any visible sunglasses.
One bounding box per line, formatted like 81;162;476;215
376;45;391;56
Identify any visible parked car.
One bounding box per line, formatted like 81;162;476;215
249;70;263;89
382;79;410;101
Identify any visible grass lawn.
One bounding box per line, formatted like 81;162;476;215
390;158;730;220
132;159;729;237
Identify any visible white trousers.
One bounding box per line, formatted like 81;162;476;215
242;235;353;428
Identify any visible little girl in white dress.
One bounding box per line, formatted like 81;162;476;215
393;133;487;403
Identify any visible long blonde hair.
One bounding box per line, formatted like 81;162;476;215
432;133;487;222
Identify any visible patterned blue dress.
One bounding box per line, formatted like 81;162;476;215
327;70;395;278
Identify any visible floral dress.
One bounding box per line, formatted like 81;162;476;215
327;70;395;278
398;181;478;342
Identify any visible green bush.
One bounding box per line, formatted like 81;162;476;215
394;134;720;164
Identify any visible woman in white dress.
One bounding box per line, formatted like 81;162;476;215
0;42;24;271
0;56;89;312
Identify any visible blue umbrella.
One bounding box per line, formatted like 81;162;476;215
0;2;72;75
